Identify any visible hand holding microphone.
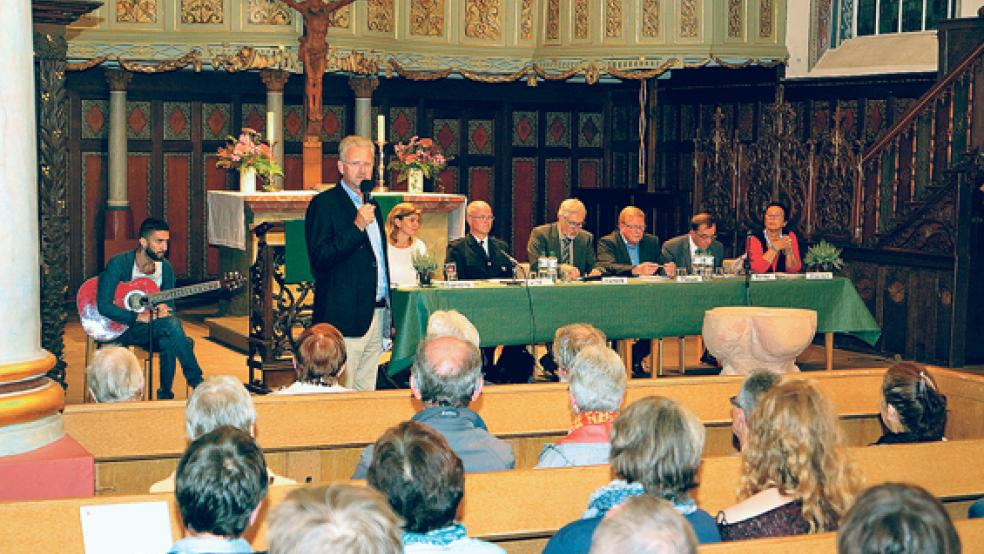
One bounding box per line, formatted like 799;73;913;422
355;179;377;230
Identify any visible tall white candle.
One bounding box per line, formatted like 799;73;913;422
377;114;385;143
266;111;274;143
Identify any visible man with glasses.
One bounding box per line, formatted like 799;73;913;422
661;213;724;275
445;200;513;280
596;206;672;277
527;198;601;280
305;134;388;390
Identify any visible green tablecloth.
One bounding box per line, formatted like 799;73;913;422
388;277;881;373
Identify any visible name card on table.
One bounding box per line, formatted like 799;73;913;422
751;273;777;281
525;278;555;286
442;281;476;289
806;272;833;280
676;275;704;283
602;277;629;285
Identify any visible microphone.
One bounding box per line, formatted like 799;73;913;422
501;251;528;279
359;179;377;205
743;231;753;305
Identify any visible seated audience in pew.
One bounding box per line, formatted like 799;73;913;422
151;375;295;492
970;498;984;519
536;344;626;468
837;483;961;554
544;396;721;554
717;379;861;541
268;484;402;554
85;345;145;403
551;323;607;382
168;426;268;554
353;335;514;478
426;310;480;347
875;361;948;444
729;369;782;452
368;420;505;553
588;495;697;554
273;323;351;395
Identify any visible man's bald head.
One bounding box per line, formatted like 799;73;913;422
411;335;483;407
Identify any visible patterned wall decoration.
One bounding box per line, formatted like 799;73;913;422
389;106;417;143
328;4;351;28
812;101;831;136
760;0;774;38
737;102;755;140
512;111;537;147
283;105;305;142
438;166;458;193
642;0;661;38
82;153;105;279
181;0;223;24
680;0;699;38
468;166;494;203
241;103;268;135
248;0;291;25
512;157;537;259
116;0;158;23
520;0;535;40
578;113;603;148
544;112;571;148
410;0;445;37
578;158;601;188
606;0;623;39
573;0;589;40
810;0;833;69
202;103;231;141
163;102;191;140
545;159;571;218
837;99;858;140
680;105;696;141
864;99;887;140
546;0;560;41
367;0;395;33
837;0;854;45
613;106;632;141
126;101;151;140
321;104;347;142
467;119;494;155
164;154;191;275
432;118;460;157
81;100;109;139
727;0;743;39
465;0;501;40
126;153;152;225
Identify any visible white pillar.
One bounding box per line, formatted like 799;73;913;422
349;76;379;139
261;70;289;190
106;70;132;208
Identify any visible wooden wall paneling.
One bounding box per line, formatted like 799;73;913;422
126;153;151;236
511;157;537;261
204;154;225;276
164;154;190;276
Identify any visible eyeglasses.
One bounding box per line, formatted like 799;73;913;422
620;223;645;232
340;160;372;169
696;232;717;241
470;215;495;222
564;217;585;228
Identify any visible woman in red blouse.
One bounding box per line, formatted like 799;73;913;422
747;201;802;273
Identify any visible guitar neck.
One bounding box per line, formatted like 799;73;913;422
146;281;223;305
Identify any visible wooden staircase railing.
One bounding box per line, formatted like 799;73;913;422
856;38;984;244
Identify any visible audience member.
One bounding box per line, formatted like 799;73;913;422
268;484;402;554
969;497;984;518
151;375;295;492
589;495;697;554
730;369;781;451
274;323;350;394
875;362;947;444
367;420;505;553
717;379;861;540
168;426;268;554
551;323;607;381
544;396;721;554
353;335;514;478
85;345;145;402
838;483;961;554
426;310;480;347
536;344;626;468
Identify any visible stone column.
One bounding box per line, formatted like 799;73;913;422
0;2;64;454
349;75;379;139
261;69;290;190
104;69;135;257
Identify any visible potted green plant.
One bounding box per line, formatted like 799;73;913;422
804;240;844;273
411;251;438;287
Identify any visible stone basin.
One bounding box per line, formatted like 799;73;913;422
702;306;817;375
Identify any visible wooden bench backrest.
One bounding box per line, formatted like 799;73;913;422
2;438;981;552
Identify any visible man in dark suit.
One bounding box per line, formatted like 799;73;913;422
444;200;514;280
305;135;388;391
660;213;724;274
596;206;673;276
527;198;600;279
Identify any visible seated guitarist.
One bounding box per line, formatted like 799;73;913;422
96;218;204;399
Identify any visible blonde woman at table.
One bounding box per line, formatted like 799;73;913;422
747;201;803;273
385;202;427;288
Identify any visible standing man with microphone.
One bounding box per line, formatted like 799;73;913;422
305;135;389;391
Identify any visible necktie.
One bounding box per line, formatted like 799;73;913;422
561;237;573;265
481;239;489;257
697;248;712;255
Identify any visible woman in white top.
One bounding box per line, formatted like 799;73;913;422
385;202;427;288
273;323;351;394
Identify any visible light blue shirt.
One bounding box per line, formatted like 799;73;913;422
621;235;640;266
168;536;253;553
341;180;388;301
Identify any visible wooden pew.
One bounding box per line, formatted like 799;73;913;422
2;438;981;553
61;367;984;495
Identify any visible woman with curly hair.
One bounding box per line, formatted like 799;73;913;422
875;362;947;444
717;379;862;541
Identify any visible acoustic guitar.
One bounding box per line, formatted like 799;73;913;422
77;272;244;342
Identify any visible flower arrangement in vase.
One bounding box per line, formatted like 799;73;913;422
387;136;450;194
216;128;283;192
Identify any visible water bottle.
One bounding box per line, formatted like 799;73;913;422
546;256;558;282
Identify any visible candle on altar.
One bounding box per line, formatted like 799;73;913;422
266;111;275;143
377;114;385;143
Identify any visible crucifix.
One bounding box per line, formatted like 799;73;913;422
283;0;360;187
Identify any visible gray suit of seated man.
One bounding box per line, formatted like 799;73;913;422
660;212;725;274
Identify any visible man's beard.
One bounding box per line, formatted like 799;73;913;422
145;246;166;262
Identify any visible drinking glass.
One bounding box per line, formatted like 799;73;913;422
444;262;457;281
